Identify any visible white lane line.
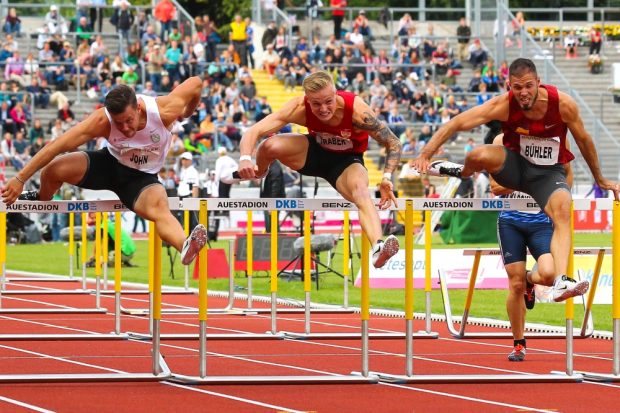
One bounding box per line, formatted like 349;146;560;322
382;382;557;413
162;382;305;413
0;343;303;413
0;395;56;413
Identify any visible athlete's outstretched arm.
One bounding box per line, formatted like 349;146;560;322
414;94;508;174
237;97;306;179
157;76;203;126
560;93;618;199
1;109;108;205
351;97;401;209
352;97;402;175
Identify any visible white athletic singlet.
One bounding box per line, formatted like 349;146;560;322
104;94;171;174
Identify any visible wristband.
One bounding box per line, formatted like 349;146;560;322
382;172;392;180
15;176;25;184
239;155;252;162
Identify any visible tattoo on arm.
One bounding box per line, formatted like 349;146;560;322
353;111;402;174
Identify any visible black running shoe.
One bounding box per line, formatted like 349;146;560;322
427;160;463;178
18;191;39;201
524;271;535;310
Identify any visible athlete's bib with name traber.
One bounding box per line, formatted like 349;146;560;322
501;84;574;165
304;90;368;154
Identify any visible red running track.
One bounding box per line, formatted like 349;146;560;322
0;273;619;413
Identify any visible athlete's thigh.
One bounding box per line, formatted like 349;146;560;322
497;217;528;265
263;133;310;171
45;152;90;185
132;183;172;221
334;162;369;201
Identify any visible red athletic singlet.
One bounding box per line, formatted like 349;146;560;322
501;84;574;165
304;90;369;154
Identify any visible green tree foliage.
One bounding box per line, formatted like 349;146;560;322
178;0;252;26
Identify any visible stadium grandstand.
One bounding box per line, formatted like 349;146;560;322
0;0;618;202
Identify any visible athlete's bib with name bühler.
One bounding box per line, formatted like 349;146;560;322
519;135;560;165
315;132;354;151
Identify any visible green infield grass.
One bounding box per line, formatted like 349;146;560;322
5;232;614;331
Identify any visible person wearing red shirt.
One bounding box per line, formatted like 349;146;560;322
413;58;618;302
227;70;402;268
331;0;346;40
154;0;176;42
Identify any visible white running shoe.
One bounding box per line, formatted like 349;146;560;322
180;224;208;265
371;235;400;268
426;160;464;178
552;275;590;302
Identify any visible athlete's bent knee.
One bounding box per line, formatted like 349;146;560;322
508;277;526;295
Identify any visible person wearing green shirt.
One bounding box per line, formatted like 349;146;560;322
121;66;139;87
87;213;136;267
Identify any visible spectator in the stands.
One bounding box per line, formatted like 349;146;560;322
57;101;74;122
141;25;158;47
589;27;602;55
398;13;414;36
50;118;65;141
28;119;45;144
456;17;471;62
254;96;272;122
353;10;371;37
409;90;428;122
230;14;247;67
89;35;108;63
9;102;27;134
45;5;68;37
563;30;578;59
111;54;128;81
262;44;280;79
3;8;21;37
419;121;434;142
154;0;176;42
120;65;139;87
25;79;47;109
476;82;493;105
76;16;92;47
331;0;346;40
261;21;278;50
511;11;525;48
374;49;392;83
481;59;500;92
5;51;25;86
468;38;487;68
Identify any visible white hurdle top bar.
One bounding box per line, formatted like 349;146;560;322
463;247;612;256
0;197;612;213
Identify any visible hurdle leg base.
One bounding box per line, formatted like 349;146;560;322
371;371;583;384
170;374;379;385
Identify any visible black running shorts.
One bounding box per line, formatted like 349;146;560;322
77;149;161;210
492;147;570;210
297;134;366;189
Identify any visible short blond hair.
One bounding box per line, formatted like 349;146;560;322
302;71;335;94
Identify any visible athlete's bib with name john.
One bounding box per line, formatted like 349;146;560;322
315;131;354;151
519;135;560;166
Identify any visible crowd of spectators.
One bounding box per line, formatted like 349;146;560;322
0;4;606;199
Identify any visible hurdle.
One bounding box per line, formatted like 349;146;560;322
371;198;582;384
438;198;599;339
439;247;601;339
0;208;108;315
0;204;169;382
170;201;378;385
577;199;620;382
